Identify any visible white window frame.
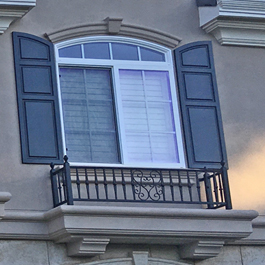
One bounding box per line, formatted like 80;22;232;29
55;36;186;169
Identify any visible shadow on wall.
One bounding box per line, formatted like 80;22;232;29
229;135;265;213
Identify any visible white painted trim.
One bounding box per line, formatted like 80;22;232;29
198;0;265;47
55;36;186;169
56;35;170;54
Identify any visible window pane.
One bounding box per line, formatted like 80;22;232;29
112;43;139;60
140;47;165;62
119;69;179;164
119;70;145;101
148;103;175;131
59;45;82;58
144;71;171;100
122;102;149;131
126;134;152;162
151;134;179;163
84;42;110;59
59;67;120;163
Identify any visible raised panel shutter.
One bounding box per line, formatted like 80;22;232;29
174;41;227;169
13;32;63;164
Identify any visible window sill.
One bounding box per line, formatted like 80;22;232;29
198;0;265;47
0;0;35;34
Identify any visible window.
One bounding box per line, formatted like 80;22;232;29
56;37;185;168
12;32;227;169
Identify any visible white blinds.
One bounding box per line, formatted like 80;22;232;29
59;68;120;163
119;70;180;164
59;67;180;165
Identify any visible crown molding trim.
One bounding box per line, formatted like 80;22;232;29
0;0;36;34
198;0;265;47
45;19;182;49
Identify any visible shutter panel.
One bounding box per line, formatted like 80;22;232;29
174;41;227;169
13;32;63;164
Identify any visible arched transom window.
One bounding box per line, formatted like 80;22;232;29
56;36;185;168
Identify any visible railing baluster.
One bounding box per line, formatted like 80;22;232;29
121;169;126;200
113;169;117;200
178;170;183;202
103;168;108;200
160;171;165;201
221;162;232;209
204;167;214;209
75;167;81;199
50;163;59;207
58;171;63;203
187;171;193;202
94;168;99;200
195;171;202;202
85;168;90;199
212;172;219;204
64;156;74;205
218;173;224;202
169;170;174;201
131;169;136;201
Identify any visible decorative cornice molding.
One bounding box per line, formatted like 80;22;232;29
0;192;11;219
0;0;36;34
67;237;110;257
45;206;257;259
198;0;265;47
217;0;265;13
45;20;182;48
180;240;224;260
232;215;265;245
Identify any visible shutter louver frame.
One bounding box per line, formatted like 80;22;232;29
174;41;227;169
13;32;63;164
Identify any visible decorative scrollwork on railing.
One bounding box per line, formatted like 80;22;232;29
50;162;231;209
132;170;164;201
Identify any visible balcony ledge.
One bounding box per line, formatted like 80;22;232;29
0;0;36;34
0;205;258;260
44;205;258;260
198;0;265;47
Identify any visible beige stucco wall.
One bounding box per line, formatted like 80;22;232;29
0;0;263;212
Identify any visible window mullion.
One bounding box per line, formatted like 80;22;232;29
81;44;85;58
109;43;113;60
113;65;127;164
141;70;154;162
83;69;94;161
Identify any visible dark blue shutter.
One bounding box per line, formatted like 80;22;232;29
174;41;227;169
13;32;63;164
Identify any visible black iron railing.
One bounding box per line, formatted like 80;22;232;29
50;156;232;209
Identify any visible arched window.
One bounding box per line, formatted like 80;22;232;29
55;37;185;168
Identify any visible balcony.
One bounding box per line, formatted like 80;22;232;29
50;156;232;209
44;156;260;259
